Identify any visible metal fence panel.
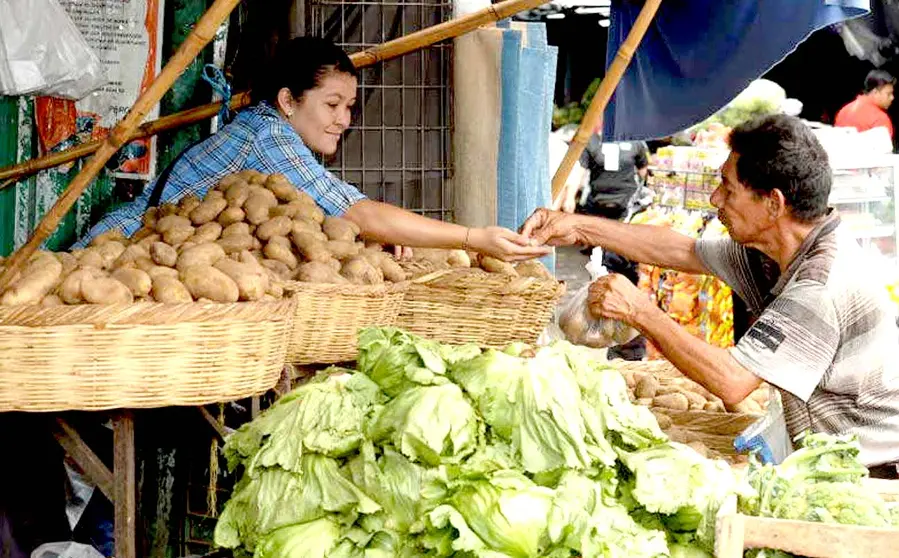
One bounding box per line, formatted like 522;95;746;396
309;0;453;220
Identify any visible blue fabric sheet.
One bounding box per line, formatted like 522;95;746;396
604;0;871;141
495;21;558;271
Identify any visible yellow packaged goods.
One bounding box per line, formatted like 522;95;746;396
630;208;736;358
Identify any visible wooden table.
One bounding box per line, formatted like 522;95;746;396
51;407;231;558
47;366;299;558
52;412;137;558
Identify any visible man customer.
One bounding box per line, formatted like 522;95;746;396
523;115;899;473
835;69;895;139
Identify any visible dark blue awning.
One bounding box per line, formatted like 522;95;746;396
604;0;870;141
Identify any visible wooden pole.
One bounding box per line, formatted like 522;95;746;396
113;411;136;558
0;0;551;187
550;0;664;199
0;92;252;185
0;0;242;292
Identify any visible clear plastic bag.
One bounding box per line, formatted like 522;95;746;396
0;0;106;99
734;388;792;465
31;542;104;558
558;248;640;348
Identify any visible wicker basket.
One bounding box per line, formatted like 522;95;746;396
396;268;565;347
0;299;295;412
282;281;408;364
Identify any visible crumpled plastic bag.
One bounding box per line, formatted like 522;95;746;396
558;248;639;348
31;542;104;558
0;0;106;99
734;388;792;465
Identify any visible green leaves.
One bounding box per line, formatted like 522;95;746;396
216;328;750;558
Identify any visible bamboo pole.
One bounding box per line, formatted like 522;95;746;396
0;92;252;185
0;0;241;292
550;0;664;200
0;0;551;187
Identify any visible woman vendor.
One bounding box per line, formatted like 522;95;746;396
75;36;549;263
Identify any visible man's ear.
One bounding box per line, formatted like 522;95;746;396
768;189;787;218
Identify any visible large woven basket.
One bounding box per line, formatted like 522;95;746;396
0;299;295;412
282;281;408;364
396;268;565;347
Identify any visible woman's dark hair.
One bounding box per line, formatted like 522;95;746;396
728;114;831;223
864;69;896;94
251;36;358;105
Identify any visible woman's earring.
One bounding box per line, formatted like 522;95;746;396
286;110;294;118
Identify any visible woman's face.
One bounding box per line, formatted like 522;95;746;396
282;71;357;156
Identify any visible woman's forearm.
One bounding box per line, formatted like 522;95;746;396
343;199;470;249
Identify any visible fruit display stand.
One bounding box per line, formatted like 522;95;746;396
714;480;899;558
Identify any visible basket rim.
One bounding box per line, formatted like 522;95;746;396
0;297;296;327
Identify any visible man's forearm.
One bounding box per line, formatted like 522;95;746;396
573;215;708;274
632;302;761;405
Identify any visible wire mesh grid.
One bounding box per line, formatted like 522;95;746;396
309;0;454;221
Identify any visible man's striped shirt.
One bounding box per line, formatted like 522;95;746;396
697;211;899;466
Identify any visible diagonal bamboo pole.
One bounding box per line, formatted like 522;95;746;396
550;0;664;200
0;0;551;187
0;0;242;292
0;92;252;186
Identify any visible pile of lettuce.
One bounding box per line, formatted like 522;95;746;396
740;432;899;558
214;328;737;558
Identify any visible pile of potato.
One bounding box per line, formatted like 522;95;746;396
617;369;765;465
403;248;554;280
620;368;769;415
0;170;554;306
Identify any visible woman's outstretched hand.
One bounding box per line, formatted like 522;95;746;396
469;226;552;262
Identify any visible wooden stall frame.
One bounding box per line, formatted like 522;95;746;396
0;1;607;557
550;0;664;202
0;0;555;188
714;483;899;558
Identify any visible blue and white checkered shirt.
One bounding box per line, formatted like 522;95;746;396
74;102;366;247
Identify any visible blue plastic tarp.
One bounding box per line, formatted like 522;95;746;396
603;0;871;141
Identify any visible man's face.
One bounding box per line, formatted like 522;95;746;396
710;152;774;245
873;84;895;110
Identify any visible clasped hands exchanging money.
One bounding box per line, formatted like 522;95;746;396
520;208;649;328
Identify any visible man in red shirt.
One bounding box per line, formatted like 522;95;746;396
835;70;895;138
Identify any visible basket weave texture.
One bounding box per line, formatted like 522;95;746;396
396;269;565;347
0;299;295;412
282;281;408;364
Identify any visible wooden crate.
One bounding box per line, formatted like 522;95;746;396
715;479;899;558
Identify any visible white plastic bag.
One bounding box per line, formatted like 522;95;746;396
31;542;104;558
0;0;106;99
558;248;639;348
734;388;792;465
